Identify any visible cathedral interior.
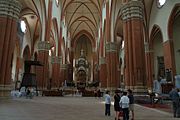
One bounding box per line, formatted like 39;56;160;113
0;0;180;97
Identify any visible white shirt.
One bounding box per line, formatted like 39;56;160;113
105;94;111;104
120;95;129;108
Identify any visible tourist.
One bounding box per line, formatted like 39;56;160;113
169;88;180;118
114;90;122;120
128;89;134;120
97;88;101;98
104;90;111;116
120;91;129;120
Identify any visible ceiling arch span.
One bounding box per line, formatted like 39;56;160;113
72;21;95;38
72;30;95;49
150;24;163;49
168;3;180;40
69;15;97;30
22;45;31;60
66;2;98;27
63;0;101;15
61;0;103;40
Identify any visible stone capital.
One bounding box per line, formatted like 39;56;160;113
38;41;51;51
0;0;22;20
60;64;68;70
51;56;62;64
69;47;75;52
92;48;96;53
120;1;144;21
99;57;106;65
105;42;117;53
0;85;13;91
144;42;153;53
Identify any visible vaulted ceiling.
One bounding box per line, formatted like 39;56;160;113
61;0;103;39
18;0;154;45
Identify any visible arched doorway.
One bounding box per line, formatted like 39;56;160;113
172;8;180;75
168;5;180;87
150;25;165;79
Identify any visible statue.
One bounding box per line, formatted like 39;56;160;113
80;49;85;57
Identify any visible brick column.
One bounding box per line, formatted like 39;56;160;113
69;48;74;82
0;0;21;97
99;57;107;88
51;56;61;89
120;1;146;93
106;42;119;89
60;64;68;87
36;41;50;91
145;42;154;90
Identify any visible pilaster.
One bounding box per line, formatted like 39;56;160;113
36;41;50;90
60;64;68;87
99;57;107;88
145;42;154;90
51;56;62;89
106;42;119;89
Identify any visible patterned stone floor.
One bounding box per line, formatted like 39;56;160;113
0;96;179;120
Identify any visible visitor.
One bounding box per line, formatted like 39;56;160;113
153;75;162;94
169;88;180;118
26;87;32;99
114;89;122;120
120;91;129;120
104;90;111;116
97;88;101;98
128;89;134;120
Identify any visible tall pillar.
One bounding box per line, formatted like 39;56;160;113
99;57;107;88
60;64;68;87
51;56;61;89
69;48;74;82
145;42;154;90
120;1;146;92
106;42;119;89
0;0;21;97
36;41;50;90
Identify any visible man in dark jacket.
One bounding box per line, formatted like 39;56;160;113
169;88;180;118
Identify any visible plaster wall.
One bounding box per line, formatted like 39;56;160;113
149;0;180;42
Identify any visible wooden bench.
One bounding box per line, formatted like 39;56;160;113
42;90;63;96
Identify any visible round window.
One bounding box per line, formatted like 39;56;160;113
20;20;26;33
157;0;166;8
56;0;59;6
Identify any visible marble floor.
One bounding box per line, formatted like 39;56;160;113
0;96;179;120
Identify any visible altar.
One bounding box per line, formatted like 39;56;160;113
75;49;90;89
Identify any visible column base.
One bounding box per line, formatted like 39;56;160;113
125;85;147;94
100;87;118;93
0;85;12;98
